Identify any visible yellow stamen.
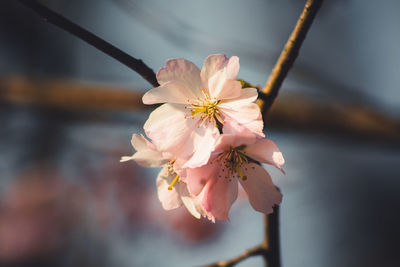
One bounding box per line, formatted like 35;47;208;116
235;166;247;181
168;174;179;190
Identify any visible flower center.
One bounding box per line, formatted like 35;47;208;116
186;89;222;125
217;145;248;181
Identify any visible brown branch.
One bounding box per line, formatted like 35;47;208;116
0;76;146;111
202;245;266;267
257;0;323;114
17;0;159;87
2;76;399;142
263;206;281;267
201;206;281;267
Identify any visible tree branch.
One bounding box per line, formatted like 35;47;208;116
257;0;323;114
203;245;266;267
263;206;281;267
18;0;159;87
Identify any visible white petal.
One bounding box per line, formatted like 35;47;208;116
222;118;258;143
144;103;196;159
156;58;202;97
239;163;282;214
225;56;240;80
208;75;242;100
222;87;258;105
142;81;198;105
130;150;170;167
130;134;150;151
182;123;220;168
176;182;201;219
200;54;229;89
219;102;261;124
156;167;182;210
121;134;168;167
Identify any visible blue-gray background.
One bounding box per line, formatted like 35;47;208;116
0;1;399;266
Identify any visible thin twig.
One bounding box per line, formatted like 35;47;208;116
257;0;323;114
202;245;266;267
17;0;159;87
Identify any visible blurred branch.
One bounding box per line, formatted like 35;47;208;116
1;76;399;142
267;92;400;142
258;0;323;114
17;0;159;87
0;76;145;111
1;76;399;143
203;245;265;267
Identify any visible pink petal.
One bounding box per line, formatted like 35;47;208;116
144;103;196;159
200;54;229;89
182;123;220;168
244;139;285;171
156;58;202;96
142;81;198;105
156;167;182;210
239;163;282;214
213;134;256;153
184;161;219;195
202;175;238;221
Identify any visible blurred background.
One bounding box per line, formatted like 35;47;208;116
0;0;399;266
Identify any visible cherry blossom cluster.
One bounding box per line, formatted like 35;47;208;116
121;54;284;222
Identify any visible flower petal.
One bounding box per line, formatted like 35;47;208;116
219;102;261;124
239;163;282;214
213;134;256;154
156;167;182;210
182;123;220;168
184;161;219;195
200;54;229;88
176;182;202;219
225;56;240;80
222;87;258;105
144;103;196;159
202;174;238;220
142;81;198;105
157;58;202;96
208;76;242;100
241;117;265;138
245;139;285;171
120;134;168;167
222;117;258;143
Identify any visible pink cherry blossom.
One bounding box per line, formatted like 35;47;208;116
183;134;284;221
121;134;212;220
142;54;264;169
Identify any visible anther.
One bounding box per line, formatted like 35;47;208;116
235;166;247;181
168;174;179;190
